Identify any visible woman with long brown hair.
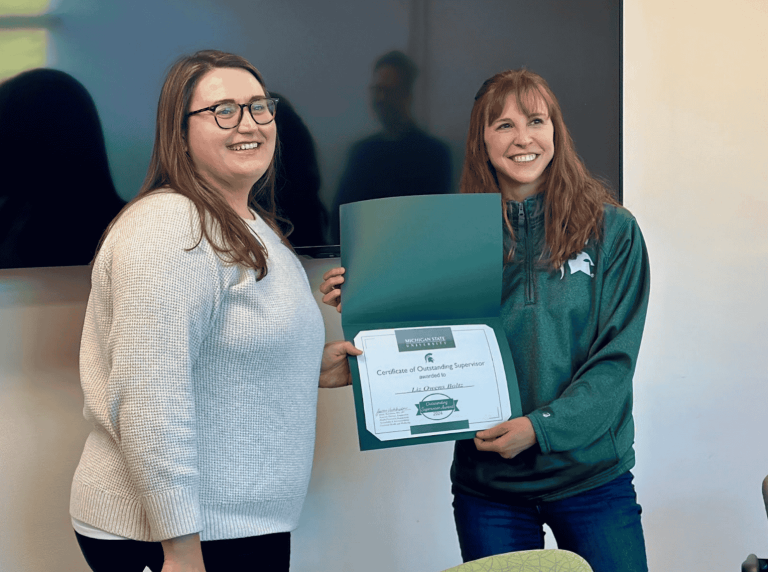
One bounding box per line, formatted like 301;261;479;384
320;69;650;571
70;50;360;572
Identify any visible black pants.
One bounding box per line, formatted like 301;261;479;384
74;530;290;572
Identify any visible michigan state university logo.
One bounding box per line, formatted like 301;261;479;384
394;327;456;352
425;353;434;363
560;248;595;279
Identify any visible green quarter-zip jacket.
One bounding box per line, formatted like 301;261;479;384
451;192;650;502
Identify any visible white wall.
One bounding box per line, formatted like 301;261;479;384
624;0;768;569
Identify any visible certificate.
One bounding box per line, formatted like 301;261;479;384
340;194;522;450
354;324;512;441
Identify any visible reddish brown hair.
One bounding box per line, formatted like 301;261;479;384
95;50;287;279
460;69;618;269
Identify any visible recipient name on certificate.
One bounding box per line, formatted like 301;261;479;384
353;325;512;442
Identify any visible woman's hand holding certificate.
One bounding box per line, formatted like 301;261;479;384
474;416;537;460
320;267;345;312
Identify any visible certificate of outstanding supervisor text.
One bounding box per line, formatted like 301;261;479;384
354;325;512;441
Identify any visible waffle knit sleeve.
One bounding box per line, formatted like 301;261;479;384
99;194;221;540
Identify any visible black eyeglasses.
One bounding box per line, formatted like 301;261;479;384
186;97;279;129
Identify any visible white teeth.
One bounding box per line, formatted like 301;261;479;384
229;142;259;151
512;154;537;162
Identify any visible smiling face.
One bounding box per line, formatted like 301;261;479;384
186;67;276;196
483;92;555;202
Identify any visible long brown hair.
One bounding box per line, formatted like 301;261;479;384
95;50;286;279
460;69;618;269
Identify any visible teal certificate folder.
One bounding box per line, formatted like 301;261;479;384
340;194;523;451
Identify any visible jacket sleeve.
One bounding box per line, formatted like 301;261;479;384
100;196;220;540
528;215;650;455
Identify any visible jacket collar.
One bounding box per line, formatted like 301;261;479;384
505;191;546;232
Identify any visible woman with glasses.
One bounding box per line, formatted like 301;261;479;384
319;69;650;572
69;50;360;572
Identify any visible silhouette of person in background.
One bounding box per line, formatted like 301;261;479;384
330;50;451;243
0;69;125;269
265;92;328;246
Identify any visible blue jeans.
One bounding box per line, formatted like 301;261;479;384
452;472;648;572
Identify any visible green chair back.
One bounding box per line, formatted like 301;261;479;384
440;549;594;572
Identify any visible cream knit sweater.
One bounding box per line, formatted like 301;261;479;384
70;192;325;542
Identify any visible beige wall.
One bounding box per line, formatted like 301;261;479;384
0;268;92;572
